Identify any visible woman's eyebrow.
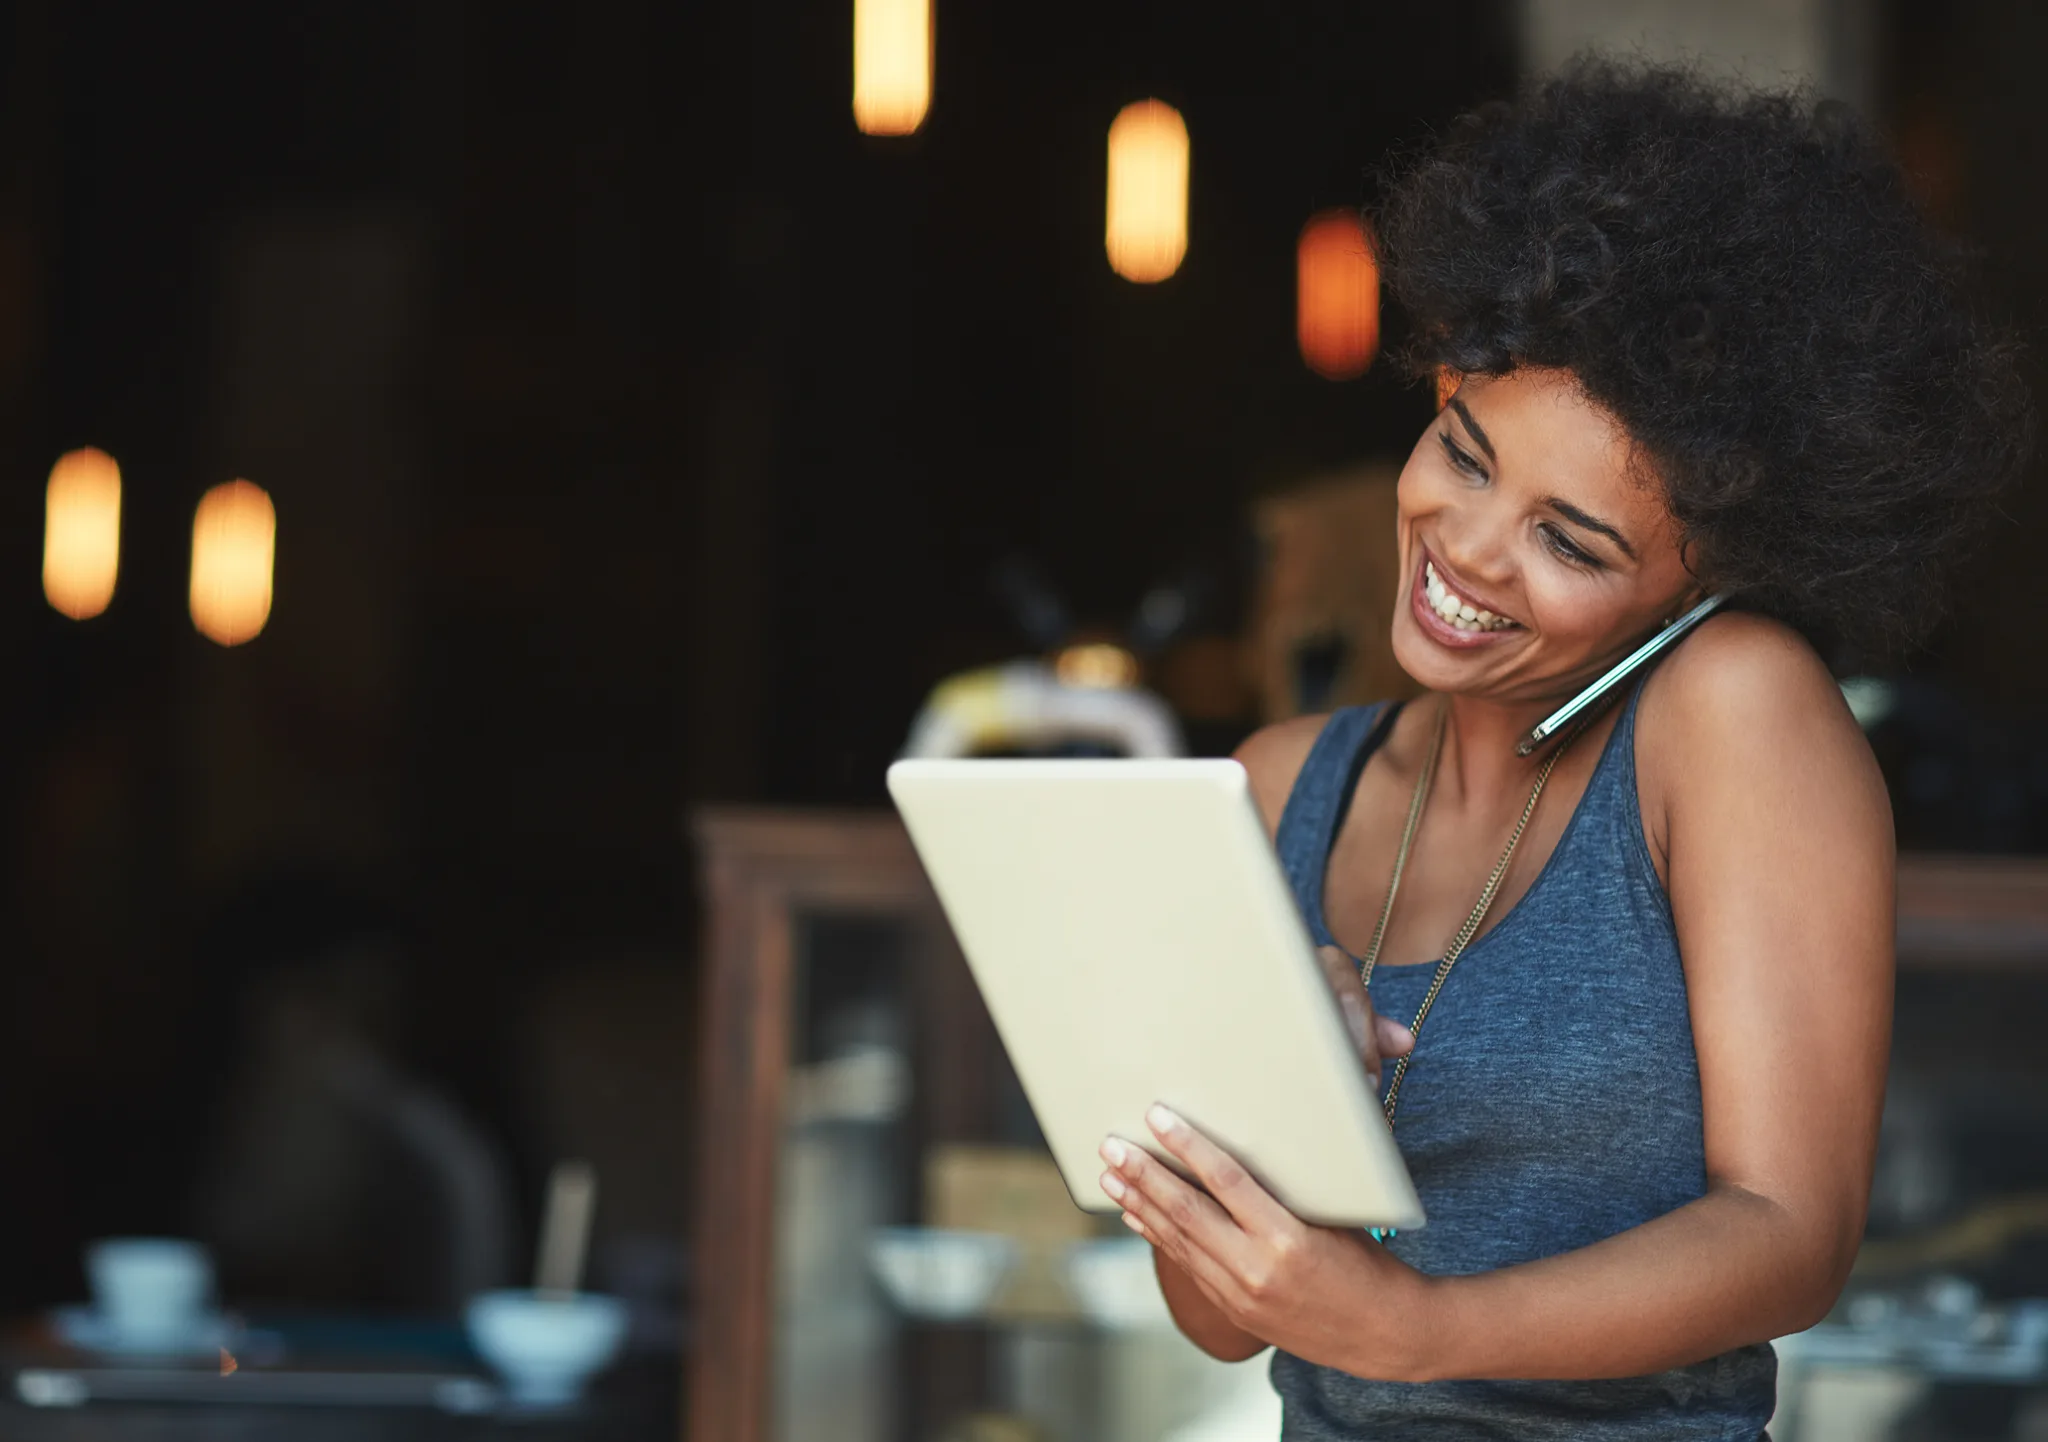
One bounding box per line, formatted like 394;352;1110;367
1446;398;1495;462
1546;497;1638;561
1445;397;1635;560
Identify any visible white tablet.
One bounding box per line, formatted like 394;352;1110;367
886;758;1422;1230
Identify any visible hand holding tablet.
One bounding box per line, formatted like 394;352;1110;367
887;758;1423;1231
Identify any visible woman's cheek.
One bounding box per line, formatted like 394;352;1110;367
1522;579;1594;652
1394;440;1447;514
1526;574;1624;655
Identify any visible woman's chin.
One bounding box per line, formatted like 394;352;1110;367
1390;618;1481;693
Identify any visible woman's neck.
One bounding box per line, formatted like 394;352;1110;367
1430;690;1569;810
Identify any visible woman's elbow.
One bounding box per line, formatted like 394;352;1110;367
1796;1246;1859;1333
1184;1330;1268;1364
1722;1183;1862;1339
1777;1216;1863;1336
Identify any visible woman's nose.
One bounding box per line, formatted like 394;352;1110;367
1433;518;1513;586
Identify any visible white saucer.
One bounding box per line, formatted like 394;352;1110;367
51;1306;242;1358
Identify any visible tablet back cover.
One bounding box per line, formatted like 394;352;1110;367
887;758;1423;1230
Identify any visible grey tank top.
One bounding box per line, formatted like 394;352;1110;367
1268;686;1776;1440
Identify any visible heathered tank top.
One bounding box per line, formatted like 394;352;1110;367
1268;685;1776;1440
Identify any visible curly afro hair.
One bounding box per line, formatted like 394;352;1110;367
1374;58;2033;656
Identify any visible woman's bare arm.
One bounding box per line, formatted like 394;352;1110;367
1156;1249;1268;1361
1416;615;1893;1377
1107;616;1893;1382
1150;713;1322;1362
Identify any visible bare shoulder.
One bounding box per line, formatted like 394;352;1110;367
1637;610;1890;846
1643;611;1844;729
1233;713;1334;837
1642;610;1857;748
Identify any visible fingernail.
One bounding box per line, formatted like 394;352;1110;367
1121;1212;1146;1236
1366;1069;1380;1092
1100;1170;1127;1200
1148;1104;1180;1134
1100;1137;1128;1167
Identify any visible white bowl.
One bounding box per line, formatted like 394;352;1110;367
464;1290;628;1408
84;1238;214;1347
867;1228;1019;1320
51;1304;239;1357
1064;1237;1173;1331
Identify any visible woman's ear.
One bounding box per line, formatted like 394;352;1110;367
1665;585;1713;626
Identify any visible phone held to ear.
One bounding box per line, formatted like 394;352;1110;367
1515;594;1729;757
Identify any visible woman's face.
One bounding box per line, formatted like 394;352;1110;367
1390;366;1700;706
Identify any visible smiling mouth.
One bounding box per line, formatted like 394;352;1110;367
1419;559;1520;633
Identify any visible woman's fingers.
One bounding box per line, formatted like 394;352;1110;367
1099;1131;1250;1280
1318;943;1398;1087
1315;943;1376;1060
1108;1170;1244;1308
1145;1105;1297;1236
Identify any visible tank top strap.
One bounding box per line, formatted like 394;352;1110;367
1575;677;1663;886
1559;677;1643;814
1273;702;1403;947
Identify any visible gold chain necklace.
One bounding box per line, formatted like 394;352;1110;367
1356;700;1575;1127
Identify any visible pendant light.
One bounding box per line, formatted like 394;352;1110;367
43;447;121;620
190;479;276;647
853;0;932;136
1296;210;1379;380
1105;99;1189;283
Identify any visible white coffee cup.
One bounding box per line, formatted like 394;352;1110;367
85;1238;214;1344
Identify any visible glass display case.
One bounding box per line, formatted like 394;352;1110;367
686;811;1266;1442
1771;856;2048;1442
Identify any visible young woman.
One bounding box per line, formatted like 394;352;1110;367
1096;62;2033;1438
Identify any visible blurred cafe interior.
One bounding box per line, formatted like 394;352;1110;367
7;0;2048;1438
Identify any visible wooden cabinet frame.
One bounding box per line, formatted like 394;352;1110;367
685;810;997;1442
1896;854;2048;969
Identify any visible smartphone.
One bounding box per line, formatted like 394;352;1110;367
1515;594;1728;756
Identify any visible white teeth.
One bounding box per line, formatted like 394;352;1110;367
1421;560;1516;632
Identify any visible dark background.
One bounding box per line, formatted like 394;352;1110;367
0;0;2042;1338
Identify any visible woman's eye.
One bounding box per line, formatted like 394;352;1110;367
1538;523;1598;569
1439;433;1485;478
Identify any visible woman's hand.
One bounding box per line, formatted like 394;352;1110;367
1102;1104;1437;1382
1315;944;1414;1091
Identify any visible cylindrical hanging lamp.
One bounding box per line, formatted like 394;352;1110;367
1105;99;1189;284
853;0;932;136
189;479;276;647
1296;210;1380;380
43;447;121;620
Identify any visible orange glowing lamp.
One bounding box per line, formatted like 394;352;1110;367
1105;99;1189;283
189;480;276;647
1296;210;1380;380
43;447;122;620
853;0;932;136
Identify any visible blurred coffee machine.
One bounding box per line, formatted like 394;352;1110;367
901;560;1190;761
